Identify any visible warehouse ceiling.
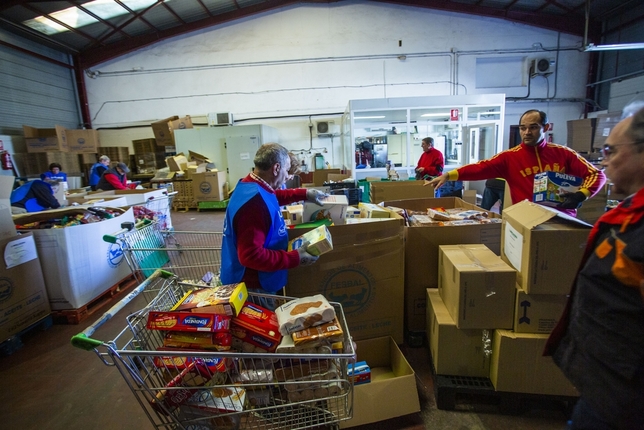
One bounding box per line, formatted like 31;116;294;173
0;0;633;68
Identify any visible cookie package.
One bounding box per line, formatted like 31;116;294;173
274;294;336;336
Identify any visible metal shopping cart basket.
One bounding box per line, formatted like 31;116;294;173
131;191;176;231
104;219;223;300
72;270;356;430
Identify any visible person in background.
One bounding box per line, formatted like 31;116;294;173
415;137;444;180
544;102;644;429
95;162;135;191
40;163;67;183
89;155;111;191
221;143;326;302
480;178;506;211
425;109;606;216
10;180;60;213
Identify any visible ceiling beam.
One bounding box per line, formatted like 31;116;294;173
78;0;337;68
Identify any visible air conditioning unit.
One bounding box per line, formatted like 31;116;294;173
207;112;234;126
530;58;555;78
314;120;339;136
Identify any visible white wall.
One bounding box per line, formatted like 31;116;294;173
88;1;589;168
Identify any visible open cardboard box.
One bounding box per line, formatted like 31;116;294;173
383;197;501;332
340;336;420;428
286;208;405;343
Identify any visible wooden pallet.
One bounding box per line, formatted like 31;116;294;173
51;274;138;325
434;373;577;414
0;315;53;356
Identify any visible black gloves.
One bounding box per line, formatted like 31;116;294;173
558;191;586;209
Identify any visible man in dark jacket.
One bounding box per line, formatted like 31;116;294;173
96;162;134;191
89;155;110;191
10;180;61;213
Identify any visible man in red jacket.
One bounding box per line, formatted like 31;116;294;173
425;109;606;216
414;137;444;180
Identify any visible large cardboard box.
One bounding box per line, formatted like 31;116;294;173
192;171;227;202
152;116;193;146
0;176;17;240
286;212;405;343
13;207;136;310
593;112;621;150
312;169;341;186
0;233;51;343
490;329;579;396
65;129;100;153
501;200;591;294
513;288;567;334
426;289;490;377
383;197;502;332
438;244;515;329
566;118;595;153
23;125;68;153
340;336;420;428
370;180;435;203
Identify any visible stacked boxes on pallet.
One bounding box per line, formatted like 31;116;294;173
172;179;197;209
14;152;83;177
101;147;130;166
132;138;167;174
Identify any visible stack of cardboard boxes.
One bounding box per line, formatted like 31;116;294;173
425;199;589;398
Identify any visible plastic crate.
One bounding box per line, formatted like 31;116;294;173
324;181;357;190
331;187;362;205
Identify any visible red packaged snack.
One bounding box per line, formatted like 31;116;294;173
147;311;231;332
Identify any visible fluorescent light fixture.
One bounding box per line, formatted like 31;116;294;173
421;113;451;117
354;116;386;120
585;43;644;51
23;0;159;35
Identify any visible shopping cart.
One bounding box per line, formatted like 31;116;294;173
72;270;356;430
131;191;177;231
104;219;223;300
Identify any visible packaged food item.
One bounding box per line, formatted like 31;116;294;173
347;361;371;385
147;311;231;332
150;359;213;413
275;294;336;336
185;385;247;413
287;224;333;256
230;302;282;353
163;331;232;351
172;283;247;316
292;318;343;348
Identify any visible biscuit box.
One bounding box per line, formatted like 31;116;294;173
230;302;282;353
147;311;232;332
287;224;333;256
533;171;583;207
171;283;247;316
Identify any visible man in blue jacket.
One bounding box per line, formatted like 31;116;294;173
11;180;61;213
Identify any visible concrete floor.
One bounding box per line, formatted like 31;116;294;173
1;207;571;430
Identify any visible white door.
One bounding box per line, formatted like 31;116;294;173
462;123;498;165
225;135;261;186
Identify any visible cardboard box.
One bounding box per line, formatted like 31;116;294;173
370;180;435;204
0;176;17;240
383;197;502;332
426;289;490;377
490;329;579;396
533;171;583;207
593;112;621;150
65;129;99;153
312;169;341;186
152;115;193;146
286;215;405;343
567;118;595;153
501;200;591;294
192;171;227;202
0;233;51;343
513;288;567;334
13;207;136;310
340;336;420;428
438;244;516;329
23;125;68;152
166;154;189;172
302;194;348;225
358;202;390;218
345;205;360;219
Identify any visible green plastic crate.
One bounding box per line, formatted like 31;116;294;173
198;200;229;210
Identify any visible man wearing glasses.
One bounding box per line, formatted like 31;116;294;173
426;109;606;216
544;102;644;429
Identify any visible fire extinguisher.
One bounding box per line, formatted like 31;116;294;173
1;151;12;170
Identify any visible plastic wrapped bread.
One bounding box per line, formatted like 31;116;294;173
275;294;336;336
